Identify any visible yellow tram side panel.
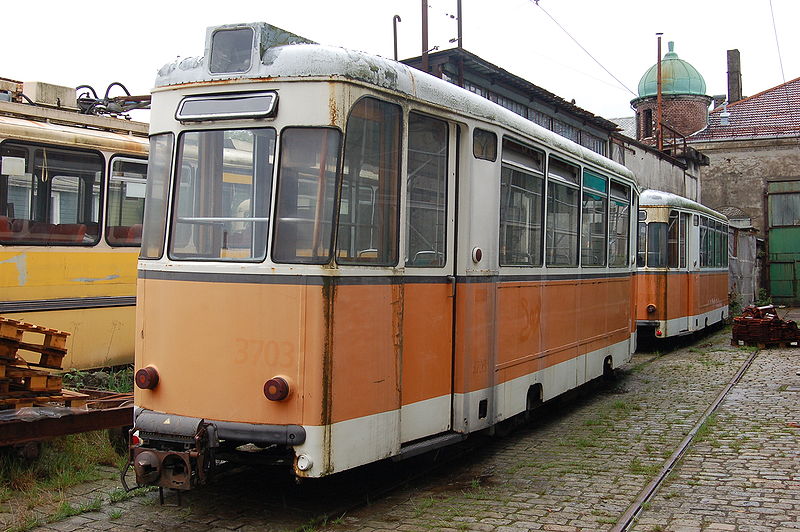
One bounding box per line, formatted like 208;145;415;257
1;248;138;368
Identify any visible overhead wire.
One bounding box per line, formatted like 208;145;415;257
528;0;638;98
768;0;797;138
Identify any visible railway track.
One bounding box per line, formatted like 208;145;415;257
611;345;760;532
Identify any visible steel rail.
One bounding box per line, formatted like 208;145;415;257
610;347;760;532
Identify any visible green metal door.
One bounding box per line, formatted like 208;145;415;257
768;181;800;306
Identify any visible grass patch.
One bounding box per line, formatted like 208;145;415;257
62;365;133;393
694;414;719;442
0;430;124;531
628;457;661;476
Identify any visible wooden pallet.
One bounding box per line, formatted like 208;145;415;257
0;317;69;369
0;316;80;411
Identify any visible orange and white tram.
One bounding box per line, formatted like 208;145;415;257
130;23;639;488
635;190;729;338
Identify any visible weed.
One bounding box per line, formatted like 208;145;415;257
649;525;666;532
628;457;660;476
62;365;134;393
109;509;123;520
695;414;719;442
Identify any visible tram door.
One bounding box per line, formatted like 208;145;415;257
399;113;456;443
666;211;691;334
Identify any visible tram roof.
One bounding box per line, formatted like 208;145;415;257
639;189;727;220
154;24;634;183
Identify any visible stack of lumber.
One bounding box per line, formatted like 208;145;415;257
732;305;800;347
0;317;89;410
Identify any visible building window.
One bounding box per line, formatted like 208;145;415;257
643;109;654;138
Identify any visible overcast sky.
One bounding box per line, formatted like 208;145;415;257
4;0;799;121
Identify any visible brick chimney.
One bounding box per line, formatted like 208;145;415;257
727;49;743;104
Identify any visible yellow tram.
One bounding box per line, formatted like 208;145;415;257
130;23;638;488
0;80;148;368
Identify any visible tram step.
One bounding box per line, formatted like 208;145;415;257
393;432;467;461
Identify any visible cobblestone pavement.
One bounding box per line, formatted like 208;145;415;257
12;325;799;532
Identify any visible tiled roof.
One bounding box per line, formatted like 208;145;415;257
610;116;637;139
690;77;800;141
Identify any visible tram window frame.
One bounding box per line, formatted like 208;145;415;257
106;156;147;247
667;210;679;268
608;181;630;268
405;112;449;268
272;127;342;264
580;169;607;267
646;221;668;268
499;139;544;267
169;127;277;262
0;140;103;246
473;128;497;162
140;133;174;260
699;216;708;268
545;156;579;267
336;97;402;267
636;218;647;267
679;212;688;268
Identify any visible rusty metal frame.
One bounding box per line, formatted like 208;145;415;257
0;406;132;447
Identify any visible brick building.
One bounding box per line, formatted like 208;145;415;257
631;41;713;143
690;76;800;305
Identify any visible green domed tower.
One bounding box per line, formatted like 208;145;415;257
631;42;712;143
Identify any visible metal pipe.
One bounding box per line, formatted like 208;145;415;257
393;15;402;61
422;0;429;73
656;33;663;151
457;0;462;49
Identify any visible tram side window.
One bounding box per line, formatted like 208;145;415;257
667;210;679;268
581;170;607;267
546;157;579;267
406;113;448;268
679;212;688;268
720;221;728;267
0;142;101;245
337;98;401;266
636;219;647;267
140;134;174;259
273;128;341;264
170;128;276;261
473;128;497;161
646;222;668;268
107;158;147;247
699;216;708;267
499;140;544;266
608;182;630;267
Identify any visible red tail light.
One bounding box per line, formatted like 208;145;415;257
135;366;159;390
264;377;289;401
656;329;663;337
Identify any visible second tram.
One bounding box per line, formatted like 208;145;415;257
636;189;729;338
0;80;148;368
130;23;638;488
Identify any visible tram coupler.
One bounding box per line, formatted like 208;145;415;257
129;418;218;492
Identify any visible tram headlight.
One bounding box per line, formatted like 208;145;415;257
264;376;290;401
135;366;160;390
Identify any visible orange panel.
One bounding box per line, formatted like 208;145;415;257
400;282;453;405
329;284;400;423
135;278;314;426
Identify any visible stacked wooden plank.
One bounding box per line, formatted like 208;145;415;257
732;305;800;347
0;317;89;409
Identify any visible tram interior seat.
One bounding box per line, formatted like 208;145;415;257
110;224;143;245
0;218;89;243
